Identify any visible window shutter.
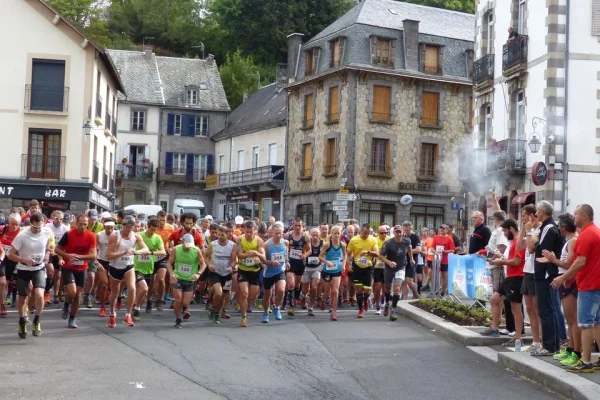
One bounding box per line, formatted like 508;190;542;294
303;144;312;175
330;41;336;68
165;152;173;175
425;46;438;72
422;92;439;125
593;0;600;35
186;153;194;180
167;113;175;135
329;86;339;120
207;154;214;174
373;85;391;121
370;37;378;64
305;94;314;126
188;115;196;136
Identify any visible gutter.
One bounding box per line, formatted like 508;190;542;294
282;90;290;222
562;0;570;212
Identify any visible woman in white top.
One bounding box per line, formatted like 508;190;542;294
96;218;115;318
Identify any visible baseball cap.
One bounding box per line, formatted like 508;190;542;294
103;218;115;227
206;215;213;221
63;212;71;222
88;209;98;220
101;211;112;220
123;215;136;226
440;224;448;229
235;216;243;225
393;225;403;232
182;233;194;248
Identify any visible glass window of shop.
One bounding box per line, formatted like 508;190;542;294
410;205;444;232
359;202;395;230
12;199;70;217
320;202;335;225
296;204;314;227
261;198;272;221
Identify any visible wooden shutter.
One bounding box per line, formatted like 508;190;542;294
206;154;214;174
425;46;439;73
165;152;173;175
373;85;391;121
305;51;313;75
186;153;194;180
421;91;439;126
329;86;339;121
167;113;175;135
303;143;312;176
593;0;600;36
325;138;336;173
304;93;314;126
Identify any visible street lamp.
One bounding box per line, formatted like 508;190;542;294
528;117;553;154
82;120;92;136
528;134;542;153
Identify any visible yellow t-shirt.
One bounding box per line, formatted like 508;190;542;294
374;235;390;269
347;235;377;268
237;235;260;272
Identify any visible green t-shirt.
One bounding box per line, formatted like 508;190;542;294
134;231;164;274
174;245;199;281
88;221;104;234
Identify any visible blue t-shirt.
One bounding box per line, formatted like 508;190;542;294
324;243;343;274
264;239;287;278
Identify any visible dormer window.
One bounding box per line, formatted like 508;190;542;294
371;37;393;67
187;89;197;105
305;48;320;76
330;38;345;68
421;44;442;75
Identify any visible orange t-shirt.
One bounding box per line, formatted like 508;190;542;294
156;223;174;249
425;237;435;262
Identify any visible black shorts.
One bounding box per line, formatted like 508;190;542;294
62;269;87;288
440;264;449;272
416;264;424;274
135;271;153;285
373;268;384;283
198;267;209;282
0;259;17;280
520;273;536;296
50;255;61;270
16;268;46;296
558;280;578;299
153;256;168;271
109;265;134;281
384;267;405;285
208;272;233;291
427;260;433;269
173;279;194;293
263;272;285;290
352;263;373;289
97;259;110;270
322;271;342;282
405;265;415;279
238;269;260;286
499;276;524;303
288;261;305;276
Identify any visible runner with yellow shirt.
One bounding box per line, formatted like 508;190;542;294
235;220;265;327
373;225;391;315
347;223;379;319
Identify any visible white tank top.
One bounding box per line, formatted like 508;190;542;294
211;240;235;276
97;231;110;261
110;232;136;269
45;222;68;244
559;238;571;274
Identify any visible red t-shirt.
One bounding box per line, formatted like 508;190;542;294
432;235;455;265
169;228;204;248
573;223;600;292
57;228;97;271
506;239;525;278
0;225;21;247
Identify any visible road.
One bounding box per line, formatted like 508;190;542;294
0;303;559;400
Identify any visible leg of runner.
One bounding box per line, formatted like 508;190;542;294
133;275;148;322
154;268;167;312
373;272;382;315
181;283;193;324
44;263;54;305
330;275;341;321
238;281;250;327
273;278;286;320
108;276;121;327
172;284;183;328
390;278;402;321
285;272;295;316
53;267;61;304
123;269;136;325
17;277;28;338
309;277;319;313
96;263;108;317
322;278;332;318
83;264;96;309
0;274;6;317
248;283;259;316
383;283;391;317
262;284;272;323
211;281;223;325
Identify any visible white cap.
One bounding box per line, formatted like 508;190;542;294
182;233;194;248
101;211;112;220
235;216;243;225
205;215;213;221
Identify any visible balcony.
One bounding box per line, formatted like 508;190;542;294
112;117;117;138
103;169;109;190
93;161;99;185
104;111;112;136
503;35;528;77
21;154;66;180
205;165;285;191
116;163;154;181
473;54;494;88
95;94;103;125
157;168;207;184
25;84;69;113
486;139;527;174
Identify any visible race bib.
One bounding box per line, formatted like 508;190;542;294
357;256;369;266
177;263;192;274
138;254;152;263
325;260;339;271
308;256;320;265
3;245;12;256
271;252;285;263
289;249;302;260
395;270;406;280
243;257;256;267
436;246;444;252
375;260;384;269
223;280;232;291
31;254;44;264
121;255;134;265
72;259;84;266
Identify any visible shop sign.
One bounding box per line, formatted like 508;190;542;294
398;182;449;193
0;184;89;201
531;162;548;186
227;193;251;202
90;190;112;209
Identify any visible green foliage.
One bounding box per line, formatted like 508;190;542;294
413;298;491;326
400;0;475;14
48;0;114;47
219;50;262;109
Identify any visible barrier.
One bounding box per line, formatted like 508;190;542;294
426;254;442;298
447;254;494;306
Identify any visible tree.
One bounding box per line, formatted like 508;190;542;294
400;0;474;14
219;50;262;109
47;0;116;47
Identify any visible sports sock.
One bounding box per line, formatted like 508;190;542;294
357;294;364;311
392;294;400;308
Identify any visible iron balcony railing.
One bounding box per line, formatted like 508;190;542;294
486;139;527;174
205;165;285;189
503;35;528;72
473;54;495;85
93;161;99;184
116;163;154;180
21;154;66;180
25;84;69;112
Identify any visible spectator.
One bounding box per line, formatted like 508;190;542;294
432;225;455;295
468;211;491;254
507;27;519;42
446;224;462;254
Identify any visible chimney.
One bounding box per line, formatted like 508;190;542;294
276;63;288;84
243;91;249;103
206;53;215;63
286;33;304;83
143;47;153;60
402;19;420;71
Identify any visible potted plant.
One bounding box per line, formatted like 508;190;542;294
121;157;128;164
142;156;150;168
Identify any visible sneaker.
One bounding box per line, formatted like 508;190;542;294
256;298;263;310
44;292;51;305
133;309;141;322
553;347;570;361
61;303;69;320
108;314;116;328
183;310;191;320
262;312;269;323
241;316;248;327
566;360;594;373
389;312;398;321
123;315;135;327
24;315;30;324
508;331;516;337
383;304;389;317
502;339;517;348
287;308;295;317
145;301;152;313
0;304;7;317
331;311;337;321
273;307;282;321
480;328;500;337
68;317;78;329
18;323;27;339
307;308;314;317
357;310;364;319
530;348;553;356
560;352;581;366
592;357;600;370
363;298;369;311
208;306;215;321
498;328;509;335
375;307;382;316
156;300;164;312
422;285;430;291
32;322;41;337
99;307;106;318
221;309;231;319
86;295;93;309
175;318;183;329
526;343;542;354
213;314;221;325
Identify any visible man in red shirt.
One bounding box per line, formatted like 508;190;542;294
552;204;600;372
483;219;525;348
432;225;455;295
169;212;204;248
55;214;97;329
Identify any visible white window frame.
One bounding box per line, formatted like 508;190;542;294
173;153;186;175
195;116;208;137
483;105;492;148
187;89;197;105
131;110;145;131
518;0;526;35
237;150;245;171
174;114;182;135
252;146;259;170
268;142;277;165
218;154;225;173
487;13;494;55
194;154;208;181
516;91;525;141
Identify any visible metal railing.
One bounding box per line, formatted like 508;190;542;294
116;163;154;180
486;139;527;173
206;165;285;189
93;161;99;184
21;154;66;180
25;85;69;112
95;94;103;119
473;54;494;85
503;35;528;72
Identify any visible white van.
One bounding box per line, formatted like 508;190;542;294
124;204;163;217
172;199;205;219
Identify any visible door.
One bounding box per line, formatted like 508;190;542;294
31;59;66;111
218;155;225;173
268;143;277;165
29;130;61;179
237;150;245;171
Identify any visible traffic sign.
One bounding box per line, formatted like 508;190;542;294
336;193;358;201
338;218;351;222
332;200;347;206
339;189;349;194
333;205;347;211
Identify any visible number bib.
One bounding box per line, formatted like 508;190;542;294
307;256;320;265
436;246;445;253
31;254;44;264
71;259;84;266
395;270;406;281
325;259;340;271
223;280;232;291
121;255;134;265
177;263;192;274
289;249;302;260
271;252;285;263
3;245;12;256
243;257;256;267
138;254;152;263
357;256;369;267
375;260;384;269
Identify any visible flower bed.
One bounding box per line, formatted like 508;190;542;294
412;298;491;326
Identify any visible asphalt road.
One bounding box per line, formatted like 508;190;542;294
0;303;560;400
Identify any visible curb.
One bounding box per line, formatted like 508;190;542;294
498;352;599;400
397;300;508;346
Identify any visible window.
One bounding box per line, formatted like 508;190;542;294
487;13;494;55
96;71;102;119
93;136;98;184
252;146;259;170
423;45;440;74
131;110;145;131
160;201;168;211
328;86;340;122
30;59;66;112
174;114;182;135
325;138;337;174
320;203;335;225
296;204;314;227
330;38;344;68
301;142;312;177
27;129;61;179
195;116;208;136
305;49;318;76
469;96;474;128
372;85;391;121
481;105;492;148
194;154;208;181
173;153;186;174
518;0;526;35
359;203;395;230
268;143;277;165
199;83;208;90
187;89;197;105
370;138;390;173
419;143;438;179
516;91;525;141
237;150;245;171
421;91;439;126
410;205;444;232
303;93;314;127
218;154;225;173
374;38;393;66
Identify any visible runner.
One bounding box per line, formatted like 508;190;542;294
96;218;115;317
0;213;22;316
106;215;150;327
258;222;288;323
54;214;97;328
285;217;310;316
319;225;346;321
8;213;53;338
205;225;236;324
402;221;422;300
235;220;265;327
302;228;323;316
84;209;104;309
153;210;174;312
379;225;412;321
44;211;68;304
132;218;166;322
341;224;356;306
167;234;206;328
373;225;391;315
347;223;378;318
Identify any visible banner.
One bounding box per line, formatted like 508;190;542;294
447;254;493;301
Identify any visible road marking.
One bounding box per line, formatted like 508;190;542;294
129;382;146;389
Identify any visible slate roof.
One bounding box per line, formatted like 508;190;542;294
212;83;287;141
105;50;163;104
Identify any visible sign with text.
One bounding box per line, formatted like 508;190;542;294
447;254;493;301
398;182;449;193
531;162;548;186
89;190;112;209
332;200;347;206
333;205;347;211
336;193;358;201
0;183;90;201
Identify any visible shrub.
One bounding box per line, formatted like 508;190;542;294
412;298;491;326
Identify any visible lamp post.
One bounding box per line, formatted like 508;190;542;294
528;117;548;153
82;120;92;136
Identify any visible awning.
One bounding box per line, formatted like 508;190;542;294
512;192;535;205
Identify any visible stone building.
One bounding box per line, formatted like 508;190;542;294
284;0;474;233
